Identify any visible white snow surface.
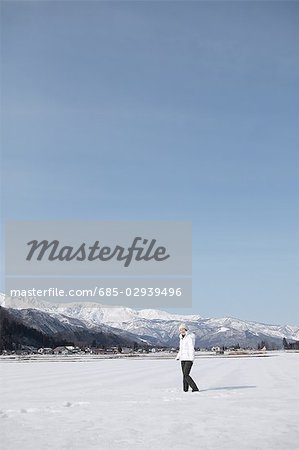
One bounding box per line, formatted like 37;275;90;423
1;352;298;449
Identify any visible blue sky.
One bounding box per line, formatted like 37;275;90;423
1;1;298;325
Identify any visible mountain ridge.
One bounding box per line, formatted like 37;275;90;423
1;294;298;348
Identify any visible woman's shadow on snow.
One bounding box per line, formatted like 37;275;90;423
200;385;256;393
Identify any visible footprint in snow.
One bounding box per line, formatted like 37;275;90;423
63;401;90;408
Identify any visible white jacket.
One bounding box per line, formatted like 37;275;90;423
176;331;196;361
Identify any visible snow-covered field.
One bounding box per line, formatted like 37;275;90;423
1;352;298;450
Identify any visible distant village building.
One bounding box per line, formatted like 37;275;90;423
53;346;70;355
121;347;133;354
38;347;53;354
65;346;76;352
211;346;221;353
287;341;299;350
90;348;104;355
90;347;117;355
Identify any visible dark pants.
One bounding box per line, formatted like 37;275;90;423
181;360;199;392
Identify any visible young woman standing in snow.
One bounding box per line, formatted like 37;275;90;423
176;323;199;392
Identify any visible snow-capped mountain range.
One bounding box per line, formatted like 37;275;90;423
1;293;298;348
